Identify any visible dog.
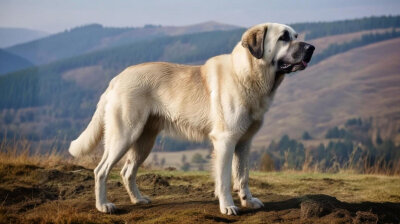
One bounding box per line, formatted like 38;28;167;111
69;22;314;215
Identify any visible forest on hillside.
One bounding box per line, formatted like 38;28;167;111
292;15;400;39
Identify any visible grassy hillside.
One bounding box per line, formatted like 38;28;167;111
5;22;240;65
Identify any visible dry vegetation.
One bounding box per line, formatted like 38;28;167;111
0;138;65;167
1;140;400;223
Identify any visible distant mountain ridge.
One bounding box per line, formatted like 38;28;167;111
5;21;240;66
0;27;48;48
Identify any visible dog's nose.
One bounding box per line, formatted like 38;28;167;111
304;44;315;53
303;44;315;63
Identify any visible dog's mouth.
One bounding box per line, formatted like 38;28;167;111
278;60;308;73
277;43;314;74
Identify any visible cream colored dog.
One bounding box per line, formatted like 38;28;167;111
69;22;314;215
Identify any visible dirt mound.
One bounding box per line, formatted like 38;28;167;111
137;174;170;187
295;194;396;223
0;163;94;211
0;185;58;206
253;194;399;223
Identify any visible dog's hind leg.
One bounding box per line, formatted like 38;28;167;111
94;102;149;213
94;132;130;213
232;141;264;209
120;120;159;204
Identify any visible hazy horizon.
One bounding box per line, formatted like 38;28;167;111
1;0;400;33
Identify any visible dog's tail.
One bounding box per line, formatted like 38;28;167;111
68;92;107;158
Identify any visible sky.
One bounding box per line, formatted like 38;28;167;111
1;0;400;33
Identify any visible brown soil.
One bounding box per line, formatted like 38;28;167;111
0;164;399;223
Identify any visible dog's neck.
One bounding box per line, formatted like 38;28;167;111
231;43;282;98
230;43;284;120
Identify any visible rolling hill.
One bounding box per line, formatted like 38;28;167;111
254;37;400;146
5;22;240;65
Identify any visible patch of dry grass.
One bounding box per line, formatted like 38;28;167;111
0;138;65;167
0;137;108;170
250;171;400;203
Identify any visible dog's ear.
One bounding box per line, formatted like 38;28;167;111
241;26;267;59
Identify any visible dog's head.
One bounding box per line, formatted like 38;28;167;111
241;23;315;74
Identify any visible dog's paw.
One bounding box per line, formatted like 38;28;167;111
133;196;151;204
96;202;117;213
241;197;264;209
220;205;239;216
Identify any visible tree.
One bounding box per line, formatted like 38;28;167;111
278;135;291;150
302;131;312;140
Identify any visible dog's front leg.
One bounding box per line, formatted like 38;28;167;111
232;141;264;209
211;132;239;215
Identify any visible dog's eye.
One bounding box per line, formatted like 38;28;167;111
279;31;290;42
